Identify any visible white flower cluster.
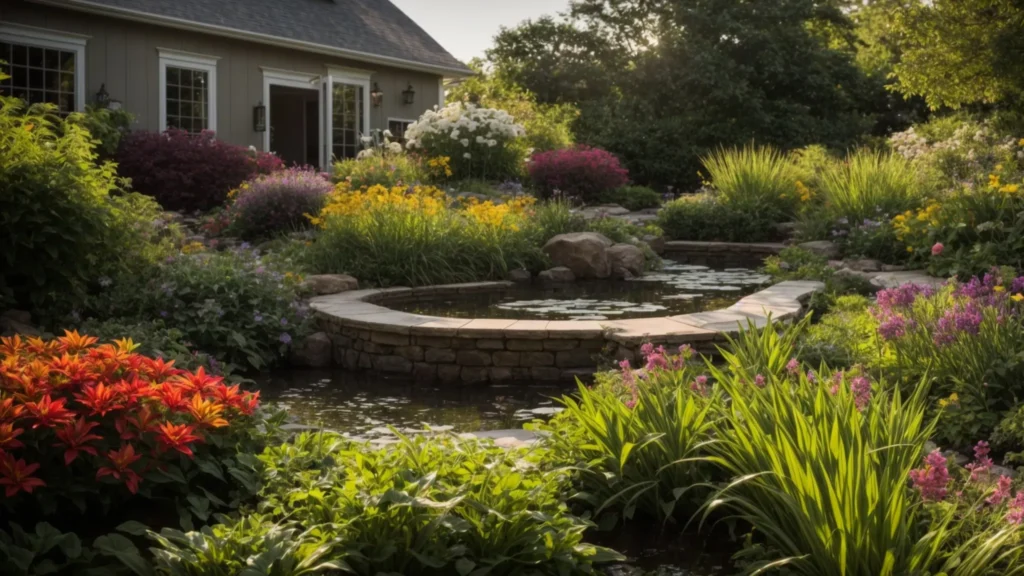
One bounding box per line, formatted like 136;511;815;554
404;102;525;152
354;129;405;161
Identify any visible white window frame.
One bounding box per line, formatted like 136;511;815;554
158;47;219;133
261;67;322;165
0;23;89;112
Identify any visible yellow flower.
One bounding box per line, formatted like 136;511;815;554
989;174;1001;189
1000;184;1020;194
938;393;960;409
181;241;205;254
906;246;914;253
995;285;1006;293
1012;293;1024;302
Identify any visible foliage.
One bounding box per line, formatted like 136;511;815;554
405;102;526;181
0;522;139;576
87;248;310;371
812;148;924;228
226;168;332;241
447;60;578;153
70;105;134;160
0;91;160;316
889;0;1024;109
796;295;880;369
528;145;629;203
116;130;283;212
657;193;781;242
597;185;662;211
156;430;624;575
868;273;1024;447
701;145;802;220
537;345;716;527
76;318;216;374
0;333;268;546
306;184;542;286
489;0;879;190
332;129;426;189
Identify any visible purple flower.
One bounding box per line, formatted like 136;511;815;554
279;333;292;344
875;284;933;310
160;311;168;318
253;312;263;323
754;374;766;388
280;317;289;326
806;370;817;383
877;314;910;341
850;376;872;410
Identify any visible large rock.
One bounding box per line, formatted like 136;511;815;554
798;240;839;259
538;267;575;282
0;310;40;337
607;244;645;279
302;274;359;295
845;258;882;273
289;332;333;368
507;269;532;283
870;271;946;290
641;234;665;255
542;232;613;279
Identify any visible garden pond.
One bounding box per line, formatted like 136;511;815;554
390;261;771;320
257;369;733;574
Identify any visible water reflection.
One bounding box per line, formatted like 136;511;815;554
255;369;572;439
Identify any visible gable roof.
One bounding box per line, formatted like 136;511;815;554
36;0;472;76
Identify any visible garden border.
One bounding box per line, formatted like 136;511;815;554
312;279;823;384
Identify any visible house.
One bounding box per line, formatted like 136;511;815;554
0;0;472;168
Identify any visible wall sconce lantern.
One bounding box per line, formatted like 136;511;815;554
95;83;110;108
253;101;266;132
370;82;384;107
402;83;416;105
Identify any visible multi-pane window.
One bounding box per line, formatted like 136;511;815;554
159;49;217;133
0;25;85;115
165;66;209;133
387;119;413;144
331;83;364;160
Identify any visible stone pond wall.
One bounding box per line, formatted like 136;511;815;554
663;240;785;268
312;280;823;385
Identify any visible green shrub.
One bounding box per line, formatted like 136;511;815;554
332;152;425;189
525;199;586;244
76;317;218;373
702;145;801;220
796;295;880;368
70;105;134;159
815;148;923;225
657;193;781;242
160;431;623;574
598;185;662;211
88;248;311;371
0;87;156;316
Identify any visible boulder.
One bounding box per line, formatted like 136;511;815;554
798;240;839;259
538;267;575;282
542;232;614;279
507;269;532;283
607;244;645;279
288;332;333;368
302;274;359;295
641;234;666;255
870;270;946;290
0;310;40;337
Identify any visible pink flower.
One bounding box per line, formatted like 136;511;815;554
909;450;950;501
753;374;766;388
932;242;944;256
1007;492;1024;525
785;358;800;376
988;475;1012;506
619;359;635;386
850;376;872;410
967;440;994;483
690;374;709;395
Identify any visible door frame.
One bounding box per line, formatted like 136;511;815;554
322;66;372;167
261;67;322;167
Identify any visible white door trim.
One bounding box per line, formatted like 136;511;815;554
261;68;322;167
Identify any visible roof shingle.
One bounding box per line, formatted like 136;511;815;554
60;0;471;74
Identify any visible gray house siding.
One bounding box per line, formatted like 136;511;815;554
1;2;442;150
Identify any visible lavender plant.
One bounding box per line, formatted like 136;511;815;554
227;168;333;241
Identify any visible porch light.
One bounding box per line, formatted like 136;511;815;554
370;82;384;107
253;101;266;132
402;83;416;105
95;84;110;107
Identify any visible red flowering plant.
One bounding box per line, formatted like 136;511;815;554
0;331;279;538
528;146;629;203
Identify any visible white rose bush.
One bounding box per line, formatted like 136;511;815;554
405;102;527;180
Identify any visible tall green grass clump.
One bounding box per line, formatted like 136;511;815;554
701;145;802;219
817;148;922;224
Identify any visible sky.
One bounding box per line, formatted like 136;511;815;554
390;0;571;63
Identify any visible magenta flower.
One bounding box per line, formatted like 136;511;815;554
619;359;635;386
1007;492;1024;525
988;475;1013;506
877;314;911;341
753;374;766;388
909;450;950;502
806;370;817;383
785;358;800;376
690;374;709;395
931;242;944;256
644;346;669;371
966;440;994;482
850;376;872;410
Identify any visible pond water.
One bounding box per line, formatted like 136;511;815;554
259;369;739;574
391;261;770;320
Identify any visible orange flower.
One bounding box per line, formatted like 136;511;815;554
236;391;260;416
0;398;25;422
188;394;228;428
0;334;25;357
56;330;98;354
74;383;124;417
48;353;95;388
54;417;102;464
0;423;24;450
96;444;143;493
23;395;74;428
205;383;242;405
116;405;160;440
142;357;182;382
156;383;190;412
155;422;202;457
113;377;158;406
172;367;222;394
0;453;45;497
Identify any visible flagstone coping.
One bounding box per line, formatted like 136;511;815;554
311;280;824;345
